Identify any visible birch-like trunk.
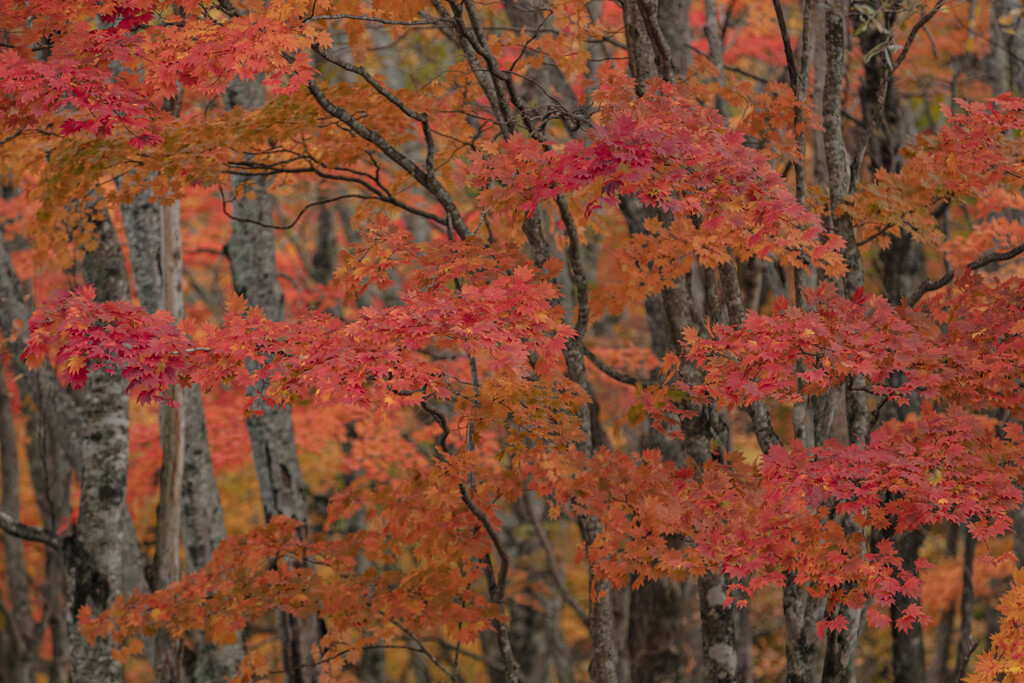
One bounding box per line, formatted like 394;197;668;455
224;77;320;683
155;201;185;683
68;212;132;683
820;2;868;679
123;189;245;680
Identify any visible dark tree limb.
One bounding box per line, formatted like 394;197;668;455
581;345;652;388
771;0;798;89
0;511;60;551
907;242;1024;306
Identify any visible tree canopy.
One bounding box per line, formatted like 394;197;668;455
2;1;1024;682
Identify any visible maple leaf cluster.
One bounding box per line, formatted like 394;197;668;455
26;225;574;414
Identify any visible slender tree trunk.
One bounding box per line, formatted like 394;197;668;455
180;384;247;681
659;0;693;75
925;525;959;683
153;202;185;682
736;603;752;683
819;2;870;679
989;0;1024;94
855;0;929;666
926;530;957;683
784;578;825;683
224;76;320;683
26;411;72;683
69;212;132;683
628;576;697;683
956;532;976;679
123;189;245;680
616;4;736;678
25;409;72;683
699;573;738;683
890;534;926;682
579;517;620;683
0;373;36;683
506;496;573;683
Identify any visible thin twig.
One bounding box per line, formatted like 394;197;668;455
425;637;505;669
892;0;945;72
391;620;458;681
0;127;25;146
458;484;509;602
867;394;890;433
523;497;589;626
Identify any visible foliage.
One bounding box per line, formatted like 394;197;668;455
2;0;1024;681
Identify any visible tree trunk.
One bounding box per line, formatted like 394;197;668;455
819;2;870;679
629;577;699;682
224;76;320;683
155;202;185;683
989;0;1024;94
0;195;73;680
0;371;37;683
69;212;132;683
579;516;620;683
123;189;245;680
26;409;73;683
699;573;738;683
956;532;976;679
889;535;926;682
784;579;825;683
926;528;957;683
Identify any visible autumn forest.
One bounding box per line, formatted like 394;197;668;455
3;0;1024;681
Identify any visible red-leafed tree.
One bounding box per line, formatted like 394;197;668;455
3;1;1024;682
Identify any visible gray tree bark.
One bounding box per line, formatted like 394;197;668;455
0;217;72;681
68;212;132;683
820;2;867;679
0;373;37;683
783;578;826;683
989;0;1024;94
616;3;740;680
0;210;149;682
26;408;72;683
224;77;320;683
122;189;245;680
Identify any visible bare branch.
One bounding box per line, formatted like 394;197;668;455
458;484;509;602
523;497;589;626
308;13;439;26
582;345;652;387
390;620;458;682
0;127;25;146
771;0;798;89
892;0;945;72
307;79;469;239
0;511;60;551
907;242;1024;307
311;45;439;177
